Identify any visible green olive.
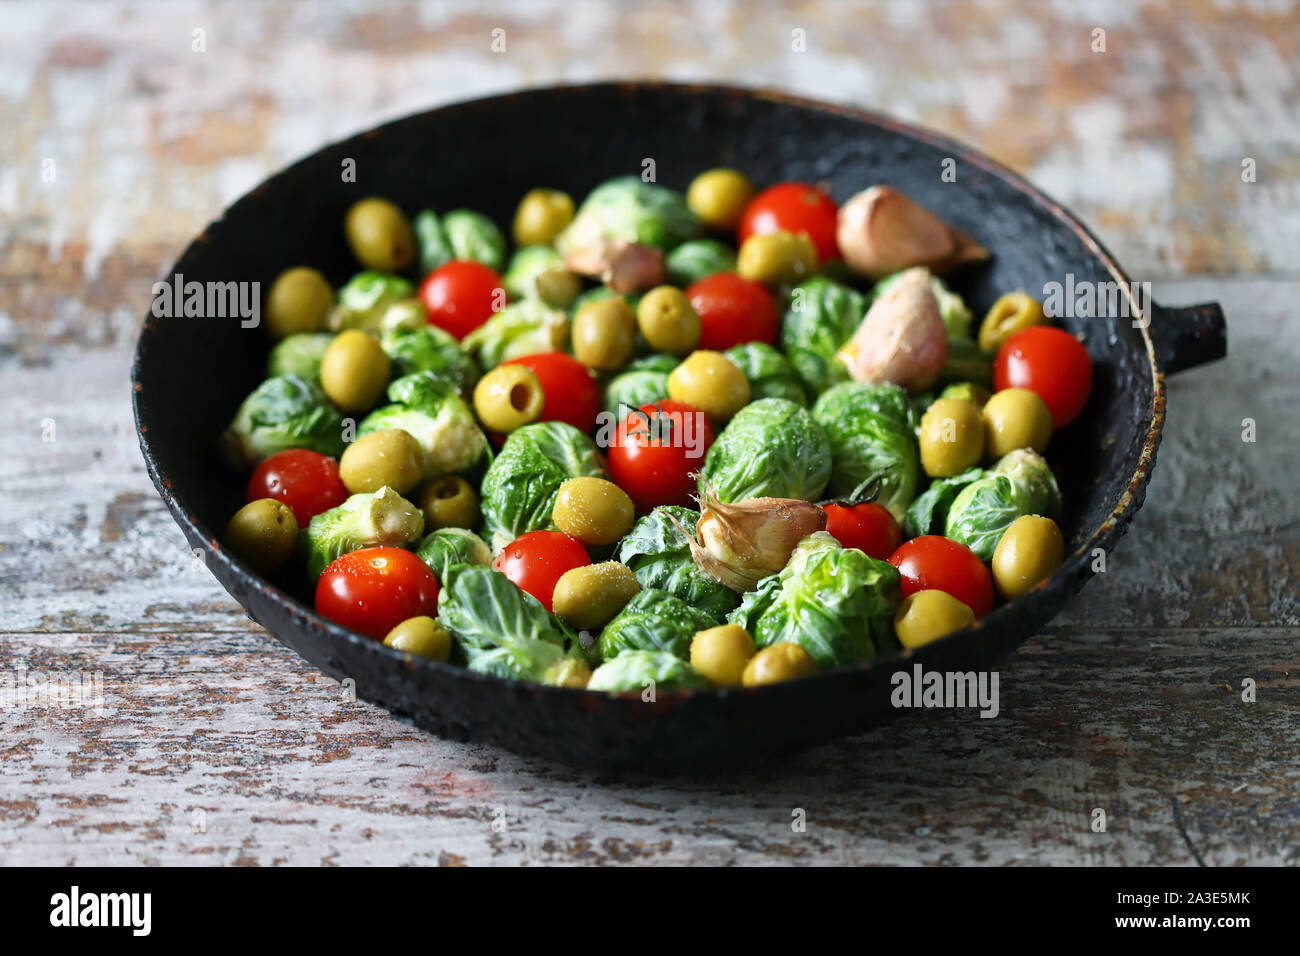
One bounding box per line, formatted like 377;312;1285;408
992;515;1064;599
472;363;544;433
572;296;637;371
667;350;750;423
534;268;581;309
893;590;976;649
636;286;701;356
690;624;756;687
344;197;416;272
553;477;634;546
512;188;575;246
982;387;1053;459
919;397;985;478
420;475;480;530
320;329;390;414
686;168;755;230
544;657;592;688
383;615;452;661
742;642;817;686
736;230;817;286
940;382;991;411
339;428;423;495
551;562;640;631
224;498;298;574
978;290;1045;352
265;267;333;339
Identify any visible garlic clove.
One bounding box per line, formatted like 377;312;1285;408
836;266;947;393
837;186;989;280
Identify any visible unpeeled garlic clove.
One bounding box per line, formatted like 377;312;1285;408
836;266;947;393
563;237;665;294
836;186;989;280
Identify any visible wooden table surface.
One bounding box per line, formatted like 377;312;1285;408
2;0;1297;866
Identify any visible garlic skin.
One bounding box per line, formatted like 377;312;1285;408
836;186;989;280
836;266;947;393
563;237;665;294
671;478;827;592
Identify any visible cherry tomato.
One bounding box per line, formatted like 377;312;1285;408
503;352;601;433
824;502;902;560
315;547;441;641
606;400;717;512
493;530;590;611
685;272;777;350
418;260;506;340
247;449;348;526
993;326;1093;429
888;536;994;618
737;182;840;263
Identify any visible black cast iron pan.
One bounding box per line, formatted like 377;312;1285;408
132;82;1226;769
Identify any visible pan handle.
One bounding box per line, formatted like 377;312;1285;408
1148;300;1227;374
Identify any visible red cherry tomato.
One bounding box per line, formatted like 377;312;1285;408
315;547;441;641
823;502;902;560
418;260;505;340
993;326;1093;429
737;182;840;263
606;400;717;513
503;352;601;433
685;272;777;350
247;449;348;526
888;536;994;618
493;530;590;611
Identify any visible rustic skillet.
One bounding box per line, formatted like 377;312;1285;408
132;82;1225;769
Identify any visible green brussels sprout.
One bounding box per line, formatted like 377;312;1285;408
728;532;901;669
811;381;920;522
723;342;808;405
299;486;424;578
415;527;493;581
414;208;506;273
602;354;677;417
587;650;709;693
596;588;721;664
779;276;866;395
480;421;604;549
556;176;701;256
944;449;1060;560
358;371;487;481
380;324;479;390
700;398;832;504
220;374;346;472
460;300;568;370
903;467;985;538
330;271;415;333
665;238;737;286
617;505;740;621
502;245;579;307
266;332;334;381
871;270;973;340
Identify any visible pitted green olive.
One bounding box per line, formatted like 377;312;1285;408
473;363;545;433
420;475;480;530
919;397;984;478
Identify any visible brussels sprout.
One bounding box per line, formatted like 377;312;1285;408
414;209;453;273
502;245;579;306
665;238;737;286
415;527;493;581
700;398;831;504
944;449;1060;560
779;276;866;395
994;448;1062;517
808;381;919;521
871;270;973;340
602;354;677;417
596;588;722;664
329;271;415;333
414;208;506;273
587;650;709;693
220;374;346;472
461;300;568;370
480;421;604;549
556;176;700;255
728;532;901;669
904;467;985;538
266;332;334;381
380;324;479;390
723;342;808;405
299;486;424;578
358;371;487;481
617;505;741;621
